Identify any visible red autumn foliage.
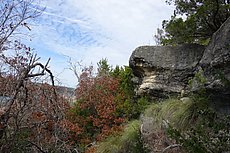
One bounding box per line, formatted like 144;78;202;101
67;66;126;145
0;1;82;151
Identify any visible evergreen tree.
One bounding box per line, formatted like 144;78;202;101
155;0;230;45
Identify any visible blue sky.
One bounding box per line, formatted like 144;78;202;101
28;0;174;87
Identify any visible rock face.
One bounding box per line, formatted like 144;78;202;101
130;17;230;153
200;17;230;114
200;18;230;68
129;17;230;112
199;17;230;91
129;44;205;98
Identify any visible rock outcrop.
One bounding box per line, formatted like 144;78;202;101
199;17;230;91
129;44;205;98
130;17;230;153
200;17;230;114
129;17;230;112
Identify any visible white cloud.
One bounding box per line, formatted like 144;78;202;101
29;0;174;87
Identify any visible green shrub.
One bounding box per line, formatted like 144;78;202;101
111;66;149;119
188;68;207;95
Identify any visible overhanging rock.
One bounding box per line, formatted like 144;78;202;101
129;44;205;98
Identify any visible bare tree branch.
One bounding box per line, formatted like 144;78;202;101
27;141;47;153
162;144;182;153
0;0;44;52
68;57;83;83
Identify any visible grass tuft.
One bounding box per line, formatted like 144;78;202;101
144;98;195;130
96;120;148;153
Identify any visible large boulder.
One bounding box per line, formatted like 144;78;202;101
129;44;205;98
199;17;230;91
199;17;230;114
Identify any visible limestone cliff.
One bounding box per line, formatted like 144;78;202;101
129;18;230;102
129;44;205;98
129;17;230;153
